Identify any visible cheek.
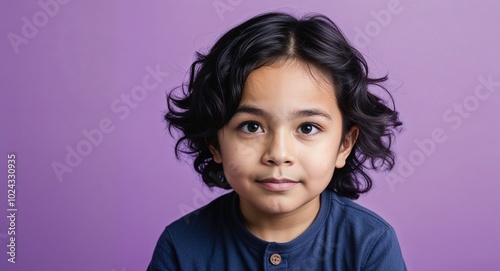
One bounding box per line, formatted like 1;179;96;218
223;160;245;179
300;148;338;180
221;143;262;178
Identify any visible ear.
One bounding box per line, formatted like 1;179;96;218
335;126;359;168
209;145;222;164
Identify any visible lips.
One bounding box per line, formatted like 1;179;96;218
256;178;299;191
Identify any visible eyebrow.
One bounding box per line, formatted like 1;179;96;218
234;105;332;120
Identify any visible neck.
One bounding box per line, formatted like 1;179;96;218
239;195;321;243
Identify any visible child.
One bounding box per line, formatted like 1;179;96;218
148;12;406;270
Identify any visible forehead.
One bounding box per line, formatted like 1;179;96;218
240;59;338;112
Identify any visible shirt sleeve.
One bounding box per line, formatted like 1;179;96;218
361;228;407;271
147;228;180;271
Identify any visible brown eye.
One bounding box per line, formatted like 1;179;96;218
298;123;320;135
240;122;262;133
300;125;313;134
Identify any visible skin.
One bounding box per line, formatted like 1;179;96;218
210;59;358;243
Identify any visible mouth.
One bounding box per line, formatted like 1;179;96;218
256;178;299;192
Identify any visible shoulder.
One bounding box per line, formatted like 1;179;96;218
148;192;236;270
324;191;407;270
166;191;233;240
327;191;393;231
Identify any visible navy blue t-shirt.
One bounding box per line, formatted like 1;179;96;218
147;190;407;270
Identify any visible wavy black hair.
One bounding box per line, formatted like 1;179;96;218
165;12;402;199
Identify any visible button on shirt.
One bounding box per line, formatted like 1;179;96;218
147;190;407;270
269;253;282;265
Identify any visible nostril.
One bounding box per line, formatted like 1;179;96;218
283;160;293;165
266;158;293;166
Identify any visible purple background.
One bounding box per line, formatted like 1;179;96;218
1;0;499;270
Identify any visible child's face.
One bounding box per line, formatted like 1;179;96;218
210;59;357;216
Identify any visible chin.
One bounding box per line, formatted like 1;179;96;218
256;198;301;215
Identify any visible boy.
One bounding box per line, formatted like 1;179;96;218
149;12;406;270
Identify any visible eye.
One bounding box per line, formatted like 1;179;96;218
239;122;263;133
298;123;321;135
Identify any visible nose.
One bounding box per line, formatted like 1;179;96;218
261;129;295;166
